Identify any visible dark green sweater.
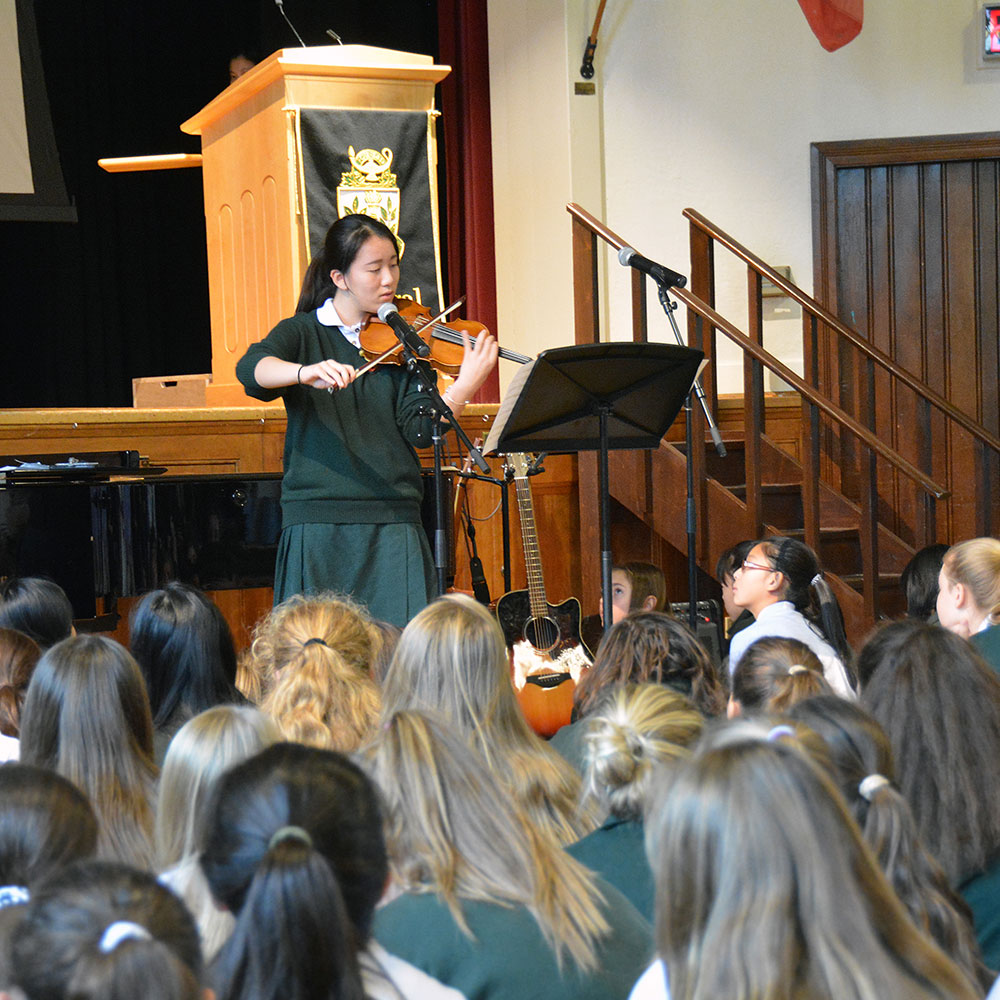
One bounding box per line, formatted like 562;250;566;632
373;880;652;1000
236;310;434;526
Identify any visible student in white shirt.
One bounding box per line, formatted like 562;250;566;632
727;535;855;696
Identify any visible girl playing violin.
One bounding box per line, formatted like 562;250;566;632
236;213;498;624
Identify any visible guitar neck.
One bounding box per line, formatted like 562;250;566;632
511;456;550;621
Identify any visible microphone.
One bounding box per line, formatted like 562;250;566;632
274;0;307;47
376;302;431;358
618;246;687;289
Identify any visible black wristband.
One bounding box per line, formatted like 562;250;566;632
297;364;305;384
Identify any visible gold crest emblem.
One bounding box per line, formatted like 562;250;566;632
337;146;405;256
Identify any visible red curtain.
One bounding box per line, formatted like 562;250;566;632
438;0;500;402
797;0;863;52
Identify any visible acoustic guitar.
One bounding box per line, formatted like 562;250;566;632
495;453;592;737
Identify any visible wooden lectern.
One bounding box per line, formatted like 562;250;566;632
180;46;450;406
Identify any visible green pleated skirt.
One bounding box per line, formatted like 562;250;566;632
274;521;436;626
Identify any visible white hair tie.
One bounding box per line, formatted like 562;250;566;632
859;774;890;802
0;885;28;909
788;664;809;676
767;724;795;742
99;921;152;953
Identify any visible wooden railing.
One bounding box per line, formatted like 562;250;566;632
684;207;1000;544
567;202;950;622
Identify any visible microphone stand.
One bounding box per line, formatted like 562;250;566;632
393;337;490;596
655;282;726;632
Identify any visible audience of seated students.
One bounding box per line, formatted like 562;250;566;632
0;577;74;650
631;720;981;1000
553;611;725;773
155;705;280;960
0;765;98;988
900;542;951;622
858;618;1000;971
199;741;463;1000
0;627;41;761
248;592;382;751
727;636;832;717
569;684;703;922
727;535;855;696
129;582;246;763
380;594;593;845
936;537;1000;673
10;861;204;1000
365;710;652;1000
788;694;994;991
12;539;1000;1000
715;540;756;654
19;635;158;870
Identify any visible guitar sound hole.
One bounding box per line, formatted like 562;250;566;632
524;616;561;653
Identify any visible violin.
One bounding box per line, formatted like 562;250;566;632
355;298;530;380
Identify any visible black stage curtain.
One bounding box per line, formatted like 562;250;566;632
0;0;437;408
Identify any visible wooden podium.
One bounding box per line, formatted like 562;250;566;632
180;45;450;406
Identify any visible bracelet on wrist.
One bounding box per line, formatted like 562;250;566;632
443;388;470;406
297;364;305;384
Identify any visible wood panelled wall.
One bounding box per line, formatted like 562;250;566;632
812;133;1000;544
2;396;800;646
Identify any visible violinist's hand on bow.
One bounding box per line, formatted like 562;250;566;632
300;359;357;391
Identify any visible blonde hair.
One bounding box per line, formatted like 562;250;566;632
253;593;381;751
155;705;280;960
381;594;592;844
156;705;281;868
649;722;979;1000
942;537;1000;622
365;710;609;972
582;685;703;821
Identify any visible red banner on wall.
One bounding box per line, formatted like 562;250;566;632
797;0;863;52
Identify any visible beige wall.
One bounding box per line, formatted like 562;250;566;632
488;0;1000;391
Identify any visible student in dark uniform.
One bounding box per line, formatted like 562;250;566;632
236;213;497;624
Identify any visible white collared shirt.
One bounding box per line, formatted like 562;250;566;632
316;297;363;349
728;600;854;698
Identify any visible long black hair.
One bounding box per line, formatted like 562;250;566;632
296;213;400;314
0;578;73;650
200;743;388;1000
129;583;241;730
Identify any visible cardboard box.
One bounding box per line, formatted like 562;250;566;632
132;374;212;409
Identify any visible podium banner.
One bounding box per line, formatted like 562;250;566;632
298;108;444;313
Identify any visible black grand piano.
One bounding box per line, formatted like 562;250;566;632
0;450;451;625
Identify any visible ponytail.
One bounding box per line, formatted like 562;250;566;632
809;573;855;686
66;929;201;1000
211;835;364;1000
857;777;993;992
295;256;334;314
788;695;993;994
732;637;832;714
262;639;380;751
10;861;203;1000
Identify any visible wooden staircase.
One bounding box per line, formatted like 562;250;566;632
568;203;1000;646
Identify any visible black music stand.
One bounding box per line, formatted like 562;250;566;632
484;342;704;631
